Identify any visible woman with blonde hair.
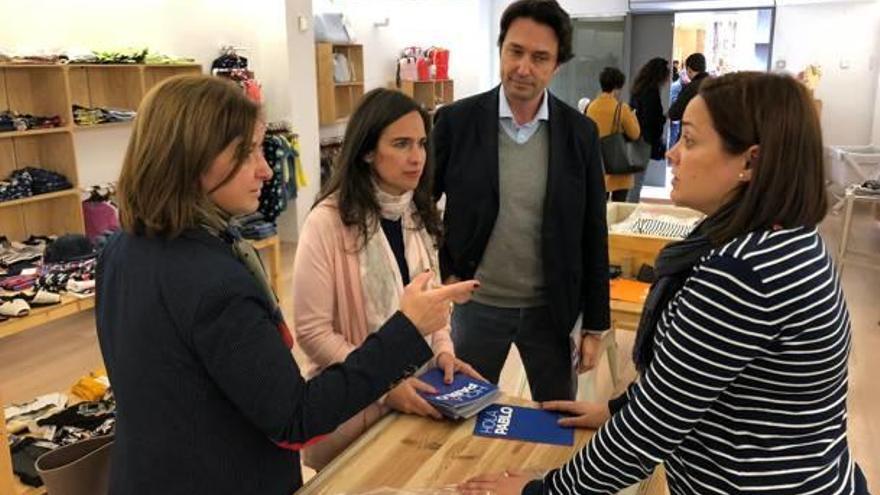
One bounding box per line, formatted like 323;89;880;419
97;75;478;494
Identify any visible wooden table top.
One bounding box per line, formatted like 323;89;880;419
298;396;593;494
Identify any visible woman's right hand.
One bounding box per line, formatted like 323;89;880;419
542;400;611;429
384;378;443;420
400;271;478;336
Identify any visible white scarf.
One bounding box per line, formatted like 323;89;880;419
359;184;439;333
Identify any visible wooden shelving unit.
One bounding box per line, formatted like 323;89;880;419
399;79;454;111
1;62;204;491
0;62;201;342
316;43;365;125
67;63;200;129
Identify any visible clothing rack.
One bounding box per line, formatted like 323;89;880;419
266;120;298;138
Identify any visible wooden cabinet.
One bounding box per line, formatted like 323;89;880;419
67;63;200;129
0;63;200;340
1;65;82;244
316;43;365;125
398;79;454;111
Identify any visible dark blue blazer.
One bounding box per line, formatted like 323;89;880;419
96;229;431;494
432;86;610;333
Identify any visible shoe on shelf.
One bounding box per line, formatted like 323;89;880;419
0;298;30;317
1;289;61;307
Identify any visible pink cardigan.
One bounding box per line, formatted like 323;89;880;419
292;199;453;468
293;200;453;372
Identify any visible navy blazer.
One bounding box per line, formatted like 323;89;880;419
96;229;432;494
432;86;610;334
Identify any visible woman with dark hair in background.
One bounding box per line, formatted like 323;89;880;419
627;57;670;203
293;88;482;470
463;71;870;495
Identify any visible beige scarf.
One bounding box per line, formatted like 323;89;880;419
359;185;439;333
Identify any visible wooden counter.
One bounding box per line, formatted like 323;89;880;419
298;396;593;494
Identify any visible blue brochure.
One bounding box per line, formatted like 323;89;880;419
417;368;500;420
473;404;574;446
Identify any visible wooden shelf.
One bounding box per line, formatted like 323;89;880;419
0;64;63;69
0;189;78;209
399;79;454;111
73;121;134;131
316;43;365;125
0;127;70;139
0;294;95;340
69;63;200;68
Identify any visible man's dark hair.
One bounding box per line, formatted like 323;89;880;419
685;53;707;73
599;67;625;92
497;0;573;65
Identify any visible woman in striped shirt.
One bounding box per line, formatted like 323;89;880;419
462;72;870;494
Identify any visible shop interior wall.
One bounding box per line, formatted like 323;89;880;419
772;0;880;147
488;0;629;87
312;0;494;138
0;0;320;241
489;0;879;148
874;68;880;144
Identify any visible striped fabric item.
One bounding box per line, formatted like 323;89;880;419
539;227;858;494
630;217;696;239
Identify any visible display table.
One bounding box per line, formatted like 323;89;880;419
298;395;593;494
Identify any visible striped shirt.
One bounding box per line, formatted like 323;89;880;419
535;227;858;494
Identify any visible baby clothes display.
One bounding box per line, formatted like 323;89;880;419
609;205;703;239
5;384;116;488
258;128;300;223
72;105;136;126
0;167;73;202
0;110;63;133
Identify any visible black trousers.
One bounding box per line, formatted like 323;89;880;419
450;300;576;401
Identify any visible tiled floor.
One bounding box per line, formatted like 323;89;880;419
1;203;877;493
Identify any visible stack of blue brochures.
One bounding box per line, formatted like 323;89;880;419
417;368;501;420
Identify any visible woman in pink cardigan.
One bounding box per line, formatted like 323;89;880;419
293;89;482;469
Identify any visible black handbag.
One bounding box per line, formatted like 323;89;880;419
597;102;651;175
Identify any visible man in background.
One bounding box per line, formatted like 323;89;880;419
432;0;609;401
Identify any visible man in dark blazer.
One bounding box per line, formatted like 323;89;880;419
668;52;710;122
432;0;609;401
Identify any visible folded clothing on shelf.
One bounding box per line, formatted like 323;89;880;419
73;104;136;126
609;206;703;239
91;48;148;64
0;167;73;202
0;110;63;132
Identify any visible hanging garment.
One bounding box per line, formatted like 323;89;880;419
257;134;298;222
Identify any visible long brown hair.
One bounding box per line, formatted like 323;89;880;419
117;75;260;238
315;88;443;249
699;71;827;245
631;57;670;96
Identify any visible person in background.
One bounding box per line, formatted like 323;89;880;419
585;66;641;202
667;52;709;122
98;75;479;495
671;59;680;82
627;57;671;203
293;88;483;470
432;0;610;402
461;71;870;495
668;65;687;147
